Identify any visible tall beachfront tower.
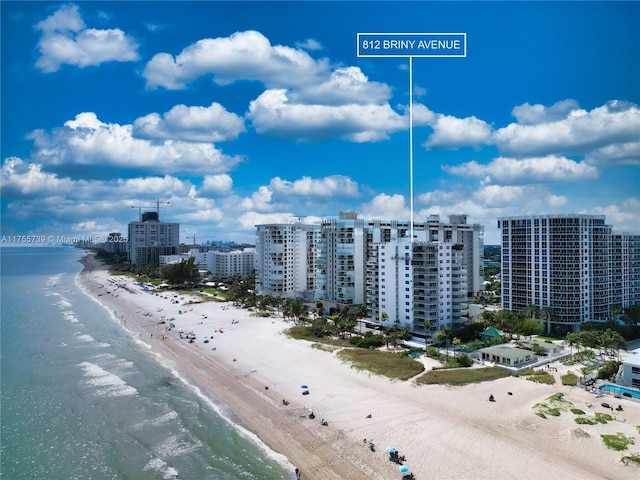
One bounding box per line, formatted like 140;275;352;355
368;237;468;336
127;211;180;266
255;221;321;301
498;214;612;334
611;232;640;309
317;211;368;307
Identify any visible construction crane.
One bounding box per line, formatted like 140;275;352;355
130;199;171;221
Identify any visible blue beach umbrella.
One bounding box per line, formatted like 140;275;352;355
399;465;409;473
300;385;308;389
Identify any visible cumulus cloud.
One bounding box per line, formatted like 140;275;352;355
35;4;139;72
424;113;492;149
582;197;640;234
248;89;407;142
511;99;580;125
269;175;359;198
201;174;233;196
493;100;640;157
1;157;73;197
288;67;391;106
359;193;410;220
143;30;328;90
296;38;323;51
585;141;640;167
29;112;243;175
443;155;599;185
133;102;245;143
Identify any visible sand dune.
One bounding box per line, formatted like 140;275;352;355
78;252;640;480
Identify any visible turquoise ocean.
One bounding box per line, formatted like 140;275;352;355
1;247;292;479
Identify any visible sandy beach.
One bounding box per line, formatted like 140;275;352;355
78;252;640;480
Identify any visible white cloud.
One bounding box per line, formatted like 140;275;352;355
511;99;580;125
238;186;274;211
1;157;73;196
585;142;640;167
133;102;246;143
296;38;323;51
417;189;463;205
29;112;243;175
443;155;599;185
269;175;359;198
288;67;391;106
582;198;640;234
201;174;233;196
35;4;139;72
143;30;328;90
247;89;407;142
424;113;492;149
493;100;640;157
359;193;410;220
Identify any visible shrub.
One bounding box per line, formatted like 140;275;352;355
621;454;640;466
562;373;579;386
601;433;635;451
575;417;596;425
349;332;384;349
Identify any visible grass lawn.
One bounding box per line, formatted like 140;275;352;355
337;349;425;381
414;366;512;386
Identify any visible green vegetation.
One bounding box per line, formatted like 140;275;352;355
310;343;340;353
621;453;640;466
337;349;424;381
601;433;635;451
570;408;585;415
597;360;622;381
533;393;572;419
520;369;555;385
285;326;351;347
574;417;596;425
414;366;512;386
595;412;613;424
561;373;579;386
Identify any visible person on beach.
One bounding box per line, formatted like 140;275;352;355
295;467;300;479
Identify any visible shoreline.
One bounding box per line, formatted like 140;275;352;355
77;252;640;480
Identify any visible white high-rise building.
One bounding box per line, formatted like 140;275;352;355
611;232;640;310
128;211;180;267
255;212;483;333
206;248;257;281
368;237;468;335
255;221;321;300
499;214;612;334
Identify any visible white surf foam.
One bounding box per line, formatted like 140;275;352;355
78;362;137;397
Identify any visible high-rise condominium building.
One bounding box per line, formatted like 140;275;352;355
255;212;483;332
498;214;639;334
612;232;640;309
367;238;468;335
255;222;322;301
206;248;257;281
128;211;180;267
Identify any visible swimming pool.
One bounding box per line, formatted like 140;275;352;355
599;384;640;399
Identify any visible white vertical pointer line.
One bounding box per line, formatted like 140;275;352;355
409;55;414;243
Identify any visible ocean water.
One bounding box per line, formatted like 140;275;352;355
1;247;292;480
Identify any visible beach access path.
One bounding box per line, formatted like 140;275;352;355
78;252;640;480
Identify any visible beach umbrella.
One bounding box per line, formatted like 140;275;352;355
300;385;308;389
398;466;409;473
386;446;397;453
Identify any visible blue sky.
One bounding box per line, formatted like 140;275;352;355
2;1;639;245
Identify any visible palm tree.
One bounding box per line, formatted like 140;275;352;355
541;307;553;335
443;325;452;357
380;311;389;327
434;330;447;356
452;337;462;355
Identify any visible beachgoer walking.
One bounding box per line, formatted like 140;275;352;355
295;467;300;479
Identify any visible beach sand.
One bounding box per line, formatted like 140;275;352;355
78;252;640;480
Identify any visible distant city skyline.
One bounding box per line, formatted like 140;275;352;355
2;1;639;246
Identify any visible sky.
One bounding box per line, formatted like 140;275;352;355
2;1;639;246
